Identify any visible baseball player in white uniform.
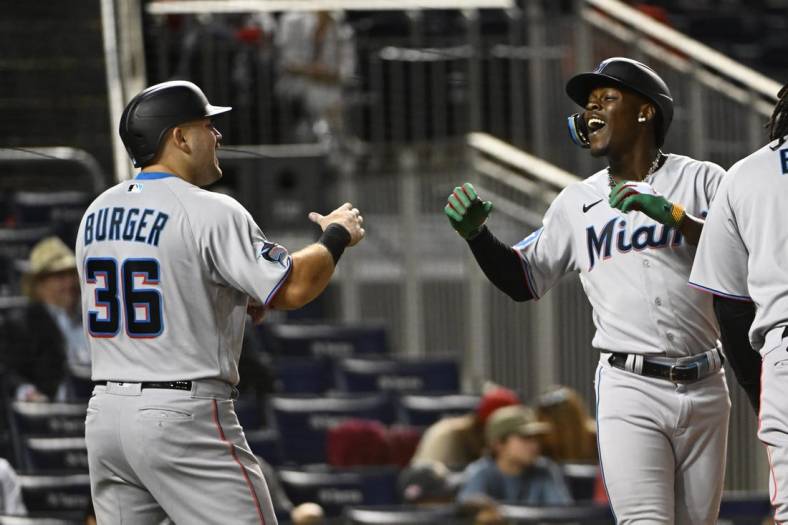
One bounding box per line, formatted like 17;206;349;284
690;84;788;521
77;81;364;524
445;58;730;523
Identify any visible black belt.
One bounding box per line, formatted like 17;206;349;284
608;349;723;383
94;380;192;391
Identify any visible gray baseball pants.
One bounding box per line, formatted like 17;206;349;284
595;355;730;524
86;380;277;524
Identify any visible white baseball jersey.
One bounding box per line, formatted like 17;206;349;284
75;172;292;385
514;153;725;357
690;139;788;353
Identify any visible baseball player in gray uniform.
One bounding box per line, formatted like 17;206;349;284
445;58;730;523
690;84;788;521
76;80;364;524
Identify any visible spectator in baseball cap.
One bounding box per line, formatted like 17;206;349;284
457;405;573;507
410;384;521;470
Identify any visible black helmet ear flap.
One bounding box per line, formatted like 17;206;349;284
568;113;590;148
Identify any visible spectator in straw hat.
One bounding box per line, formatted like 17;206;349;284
457;405;573;507
2;236;90;401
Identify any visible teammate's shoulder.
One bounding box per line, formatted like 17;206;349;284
668;153;725;175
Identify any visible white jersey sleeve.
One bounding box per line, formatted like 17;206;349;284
512;191;578;298
195;194;292;306
689;166;750;300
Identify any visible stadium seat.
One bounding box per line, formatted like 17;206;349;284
335;357;460;394
245;428;284;467
12;191;91;249
562;463;599;502
269;394;394;464
11;402;86;437
259;322;388;358
18;473;91;515
398;394;480;426
718;491;772;521
272;356;332;394
499;503;614;523
278;466;399;518
344;504;461;524
23;437;88;472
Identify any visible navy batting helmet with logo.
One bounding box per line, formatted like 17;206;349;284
565;57;674;147
119;81;232;168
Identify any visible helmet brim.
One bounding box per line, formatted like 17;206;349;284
565;72;648;108
206;104;232;117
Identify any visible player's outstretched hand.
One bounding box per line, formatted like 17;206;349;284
609;181;684;227
309;202;365;246
444;182;493;239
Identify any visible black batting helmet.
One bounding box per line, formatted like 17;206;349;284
119;81;232;168
565;57;674;146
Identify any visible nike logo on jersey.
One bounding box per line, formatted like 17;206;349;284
586;218;683;271
582;199;603;213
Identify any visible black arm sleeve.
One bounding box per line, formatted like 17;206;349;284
466;226;533;302
713;295;760;413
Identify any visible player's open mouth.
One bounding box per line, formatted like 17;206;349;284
587;117;606;134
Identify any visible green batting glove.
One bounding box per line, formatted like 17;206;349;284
609;182;684;228
444;182;493;239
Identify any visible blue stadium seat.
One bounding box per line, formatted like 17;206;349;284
272;356;332;394
18;473;91;515
245;428;284;467
23;438;88;472
499;503;614;523
398;394;480;426
561;463;599;502
269;394;393;464
278;466;400;518
12;191;91;249
11;402;86;437
335;357;460;394
344;504;460;524
718;491;772;521
234;395;264;430
259;322;388;358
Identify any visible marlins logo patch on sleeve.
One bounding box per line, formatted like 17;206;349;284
256;241;289;267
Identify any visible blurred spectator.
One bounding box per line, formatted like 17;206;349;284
256;455;325;524
457;405;573;507
0;458;26;515
1;237;90;401
398;460;455;505
410;385;520;470
327;418;390;467
275;10;356;144
534;386;598;463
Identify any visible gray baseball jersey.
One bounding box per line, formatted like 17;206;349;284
513;153;730;523
77;171;290;524
689;138;788;521
76;172;291;384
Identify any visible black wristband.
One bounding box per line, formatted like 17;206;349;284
318;223;351;265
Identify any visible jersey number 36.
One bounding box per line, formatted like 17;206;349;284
85;258;163;338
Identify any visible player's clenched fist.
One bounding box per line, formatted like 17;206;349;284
309;202;365;246
444;182;493;239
